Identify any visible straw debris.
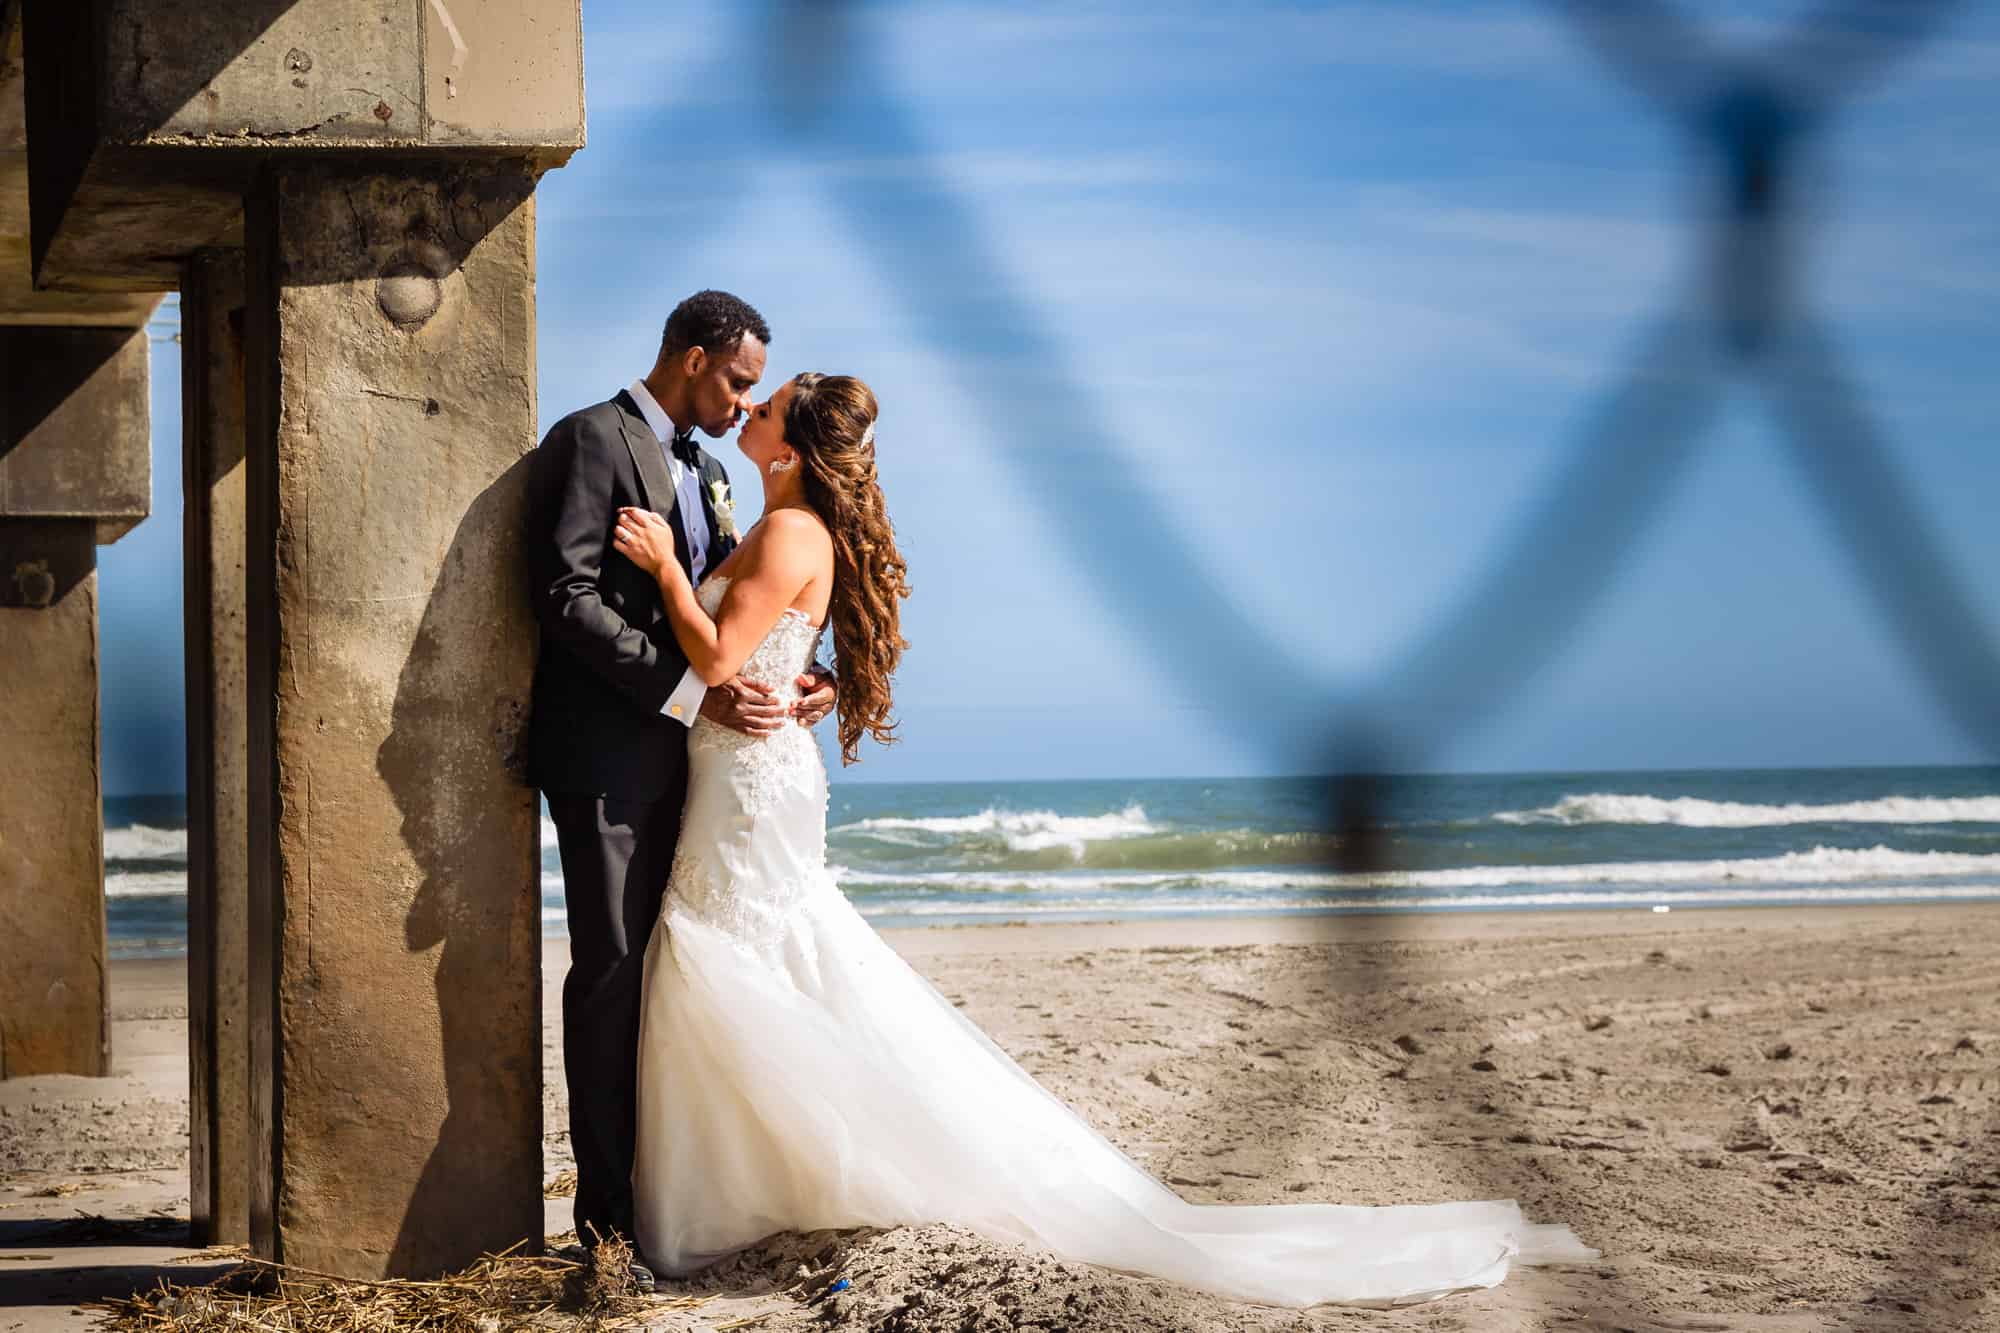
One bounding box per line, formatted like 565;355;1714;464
88;1239;712;1333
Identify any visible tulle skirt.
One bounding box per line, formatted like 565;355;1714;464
630;874;1596;1308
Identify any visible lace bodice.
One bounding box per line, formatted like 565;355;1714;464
693;576;825;709
671;576;832;948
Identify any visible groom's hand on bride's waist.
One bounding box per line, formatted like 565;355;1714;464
791;667;836;730
700;677;789;737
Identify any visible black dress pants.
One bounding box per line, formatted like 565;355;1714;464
546;790;686;1249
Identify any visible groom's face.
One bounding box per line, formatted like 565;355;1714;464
686;334;768;438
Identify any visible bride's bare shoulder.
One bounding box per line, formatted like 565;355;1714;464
730;506;832;589
759;506;834;554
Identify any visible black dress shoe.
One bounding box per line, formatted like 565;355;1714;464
578;1239;657;1297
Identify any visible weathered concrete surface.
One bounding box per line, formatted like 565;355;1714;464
243;159;542;1278
0;4;157;324
420;0;587;147
22;0;583;289
0;518;106;1078
181;249;250;1245
0;325;150;541
0;317;152;1080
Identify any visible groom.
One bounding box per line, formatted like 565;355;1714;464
526;290;835;1276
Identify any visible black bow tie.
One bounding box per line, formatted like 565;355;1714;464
670;432;701;470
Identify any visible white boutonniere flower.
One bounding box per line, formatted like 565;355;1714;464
708;478;739;540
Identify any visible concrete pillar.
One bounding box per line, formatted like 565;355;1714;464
0;327;150;540
182;249;250;1244
242;159;542;1278
0;520;105;1078
0;324;149;1079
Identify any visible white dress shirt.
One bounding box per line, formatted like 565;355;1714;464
627;379;711;728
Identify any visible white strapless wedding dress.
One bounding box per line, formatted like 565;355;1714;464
631;577;1596;1309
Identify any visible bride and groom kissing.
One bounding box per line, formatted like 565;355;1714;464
525;290;1595;1310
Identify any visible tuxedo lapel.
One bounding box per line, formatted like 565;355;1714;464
612;390;693;574
696;453;738;565
614;391;676;514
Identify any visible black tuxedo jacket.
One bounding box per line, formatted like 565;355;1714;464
527;389;739;800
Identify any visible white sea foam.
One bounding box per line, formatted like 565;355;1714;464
131;872;2000;951
854;882;2000;918
135;876;2000;940
1494;792;2000;828
106;869;192;898
110;868;572;901
833;805;1157;857
833;845;2000;896
104;843;2000;909
109;817;560;866
104;824;189;862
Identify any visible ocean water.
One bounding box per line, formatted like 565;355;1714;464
104;765;2000;959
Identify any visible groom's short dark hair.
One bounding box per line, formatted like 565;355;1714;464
662;290;771;358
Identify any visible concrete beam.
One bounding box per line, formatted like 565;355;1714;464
21;0;582;291
0;2;157;324
243;157;541;1277
0;324;149;542
0;517;106;1078
183;249;250;1246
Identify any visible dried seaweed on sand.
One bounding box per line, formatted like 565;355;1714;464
89;1238;714;1333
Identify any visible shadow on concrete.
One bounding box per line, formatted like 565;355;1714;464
0;517;92;606
18;0;300;274
0;328;145;461
378;453;542;1277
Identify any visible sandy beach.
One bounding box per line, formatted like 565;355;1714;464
4;903;1997;1331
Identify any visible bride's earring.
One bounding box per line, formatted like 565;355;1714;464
768;455;797;477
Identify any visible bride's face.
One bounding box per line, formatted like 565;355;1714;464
737;381;797;476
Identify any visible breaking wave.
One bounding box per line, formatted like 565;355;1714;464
1493;793;2000;829
832;844;2000;896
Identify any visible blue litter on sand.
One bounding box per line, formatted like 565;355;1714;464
829;1278;851;1294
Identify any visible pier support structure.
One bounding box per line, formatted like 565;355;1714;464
0;325;151;1079
7;0;583;1275
240;159;545;1275
181;249;250;1244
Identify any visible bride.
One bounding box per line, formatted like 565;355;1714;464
607;372;1595;1309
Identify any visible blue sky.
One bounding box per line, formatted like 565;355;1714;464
100;1;2000;793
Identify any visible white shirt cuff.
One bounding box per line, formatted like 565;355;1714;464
661;666;707;727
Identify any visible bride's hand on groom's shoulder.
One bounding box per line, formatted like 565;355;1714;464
612;507;678;579
700;676;790;738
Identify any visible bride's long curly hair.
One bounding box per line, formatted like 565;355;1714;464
783;372;910;765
